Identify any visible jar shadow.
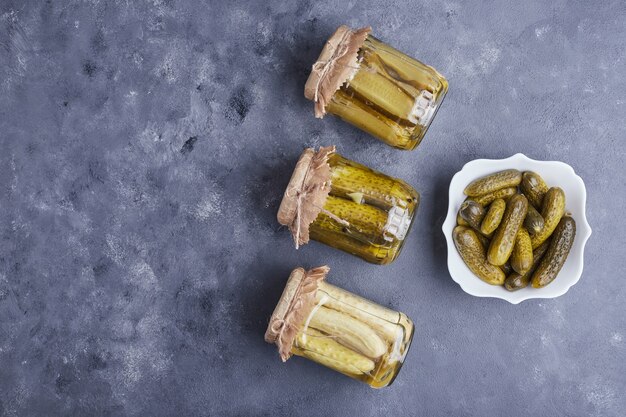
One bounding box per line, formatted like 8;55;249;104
273;20;337;104
429;171;457;287
231;157;300;350
222;150;296;237
237;260;294;350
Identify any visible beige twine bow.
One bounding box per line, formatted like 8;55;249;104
269;266;329;361
311;28;357;106
288;164;349;249
269;297;303;360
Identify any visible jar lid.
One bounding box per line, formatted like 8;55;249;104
265;266;330;361
277;146;335;248
304;25;371;118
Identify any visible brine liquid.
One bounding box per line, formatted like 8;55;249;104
326;36;448;150
291;282;414;388
309;153;419;264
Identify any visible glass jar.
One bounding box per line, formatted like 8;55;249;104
305;25;448;151
265;266;414;388
277;146;419;265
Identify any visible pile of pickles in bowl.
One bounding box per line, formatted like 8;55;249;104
442;154;592;304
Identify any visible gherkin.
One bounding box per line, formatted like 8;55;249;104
328;153;418;210
348;66;418;123
323;34;447;150
305;153;419;265
327;90;413;149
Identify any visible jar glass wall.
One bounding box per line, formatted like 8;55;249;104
327;35;448;150
265;267;415;389
292;281;414;388
309;152;419;264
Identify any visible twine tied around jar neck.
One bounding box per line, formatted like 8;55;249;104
304;25;372;118
289;175;350;250
277;146;349;249
265;266;330;361
311;29;353;104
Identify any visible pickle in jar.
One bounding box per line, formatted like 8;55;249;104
305;26;447;150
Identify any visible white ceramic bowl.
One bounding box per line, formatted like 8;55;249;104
442;153;592;304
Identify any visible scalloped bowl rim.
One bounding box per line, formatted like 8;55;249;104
442;153;592;304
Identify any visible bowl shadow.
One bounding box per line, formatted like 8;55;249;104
429;170;458;288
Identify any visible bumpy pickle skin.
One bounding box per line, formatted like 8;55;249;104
464;170;522;197
328;153;419;211
530;187;566;249
459;200;486;232
309;154;419;265
487;194;528;266
453;226;505;285
524;204;545;235
520;171;549;209
510;228;533;275
531;216;576;288
473;187;517;206
314;195;389;245
480;198;506;235
310;196;411;264
504;240;550;291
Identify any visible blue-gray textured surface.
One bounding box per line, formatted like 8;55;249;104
1;0;625;415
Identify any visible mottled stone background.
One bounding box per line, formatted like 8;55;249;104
1;0;625;416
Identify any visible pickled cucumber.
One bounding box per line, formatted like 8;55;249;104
480;198;506;235
453;226;505;285
504;241;550;291
531;216;576;288
530;187;566;249
487;194;528;266
458;200;486;232
327;89;413;149
328;154;419;211
520;171;548;209
315;195;389;244
317;282;401;324
309;224;399;265
475;232;491;250
363;53;428;111
365;36;447;95
473;187;517;206
309;153;418;265
464;170;522;197
349;65;417;123
457;211;469;226
510;228;533;275
524;204;545;235
317;33;446;151
315;290;401;343
309;306;387;358
295;329;375;375
501;261;512;276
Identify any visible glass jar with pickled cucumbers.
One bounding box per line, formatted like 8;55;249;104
277;146;419;265
304;25;448;150
265;266;414;388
